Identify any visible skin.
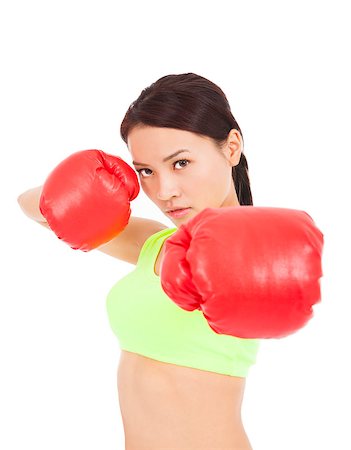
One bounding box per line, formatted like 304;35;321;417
127;125;243;225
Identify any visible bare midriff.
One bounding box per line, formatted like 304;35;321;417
117;350;253;450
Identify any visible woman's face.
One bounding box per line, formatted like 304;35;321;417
127;126;242;226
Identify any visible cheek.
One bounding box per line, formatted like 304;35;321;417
192;167;231;200
138;179;149;193
141;184;153;198
189;165;212;183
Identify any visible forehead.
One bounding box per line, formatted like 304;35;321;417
127;126;212;155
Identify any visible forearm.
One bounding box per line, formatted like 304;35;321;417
17;185;46;222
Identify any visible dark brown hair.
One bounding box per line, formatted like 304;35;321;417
120;73;253;205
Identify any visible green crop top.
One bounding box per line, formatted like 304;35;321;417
105;227;259;377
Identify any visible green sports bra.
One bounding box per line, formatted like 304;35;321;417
105;227;260;377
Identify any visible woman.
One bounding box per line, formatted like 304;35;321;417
18;73;260;449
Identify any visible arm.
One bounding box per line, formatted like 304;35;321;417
17;186;51;229
17;184;168;262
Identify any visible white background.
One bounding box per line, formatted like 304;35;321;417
1;0;350;449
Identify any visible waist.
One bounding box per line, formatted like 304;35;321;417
117;350;250;447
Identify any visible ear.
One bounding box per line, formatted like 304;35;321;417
223;129;243;167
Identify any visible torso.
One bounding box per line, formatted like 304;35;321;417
117;242;253;450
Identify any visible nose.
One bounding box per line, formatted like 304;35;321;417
156;174;181;201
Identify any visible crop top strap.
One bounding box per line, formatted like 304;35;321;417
136;227;178;270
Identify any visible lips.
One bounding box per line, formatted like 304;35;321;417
166;207;189;212
166;207;192;218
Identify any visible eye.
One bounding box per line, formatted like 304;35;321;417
136;159;190;178
174;159;190;169
136;168;153;178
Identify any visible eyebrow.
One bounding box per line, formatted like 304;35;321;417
132;149;190;166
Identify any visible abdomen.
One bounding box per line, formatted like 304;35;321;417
117;350;253;449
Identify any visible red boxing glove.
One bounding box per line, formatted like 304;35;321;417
39;149;140;251
160;206;324;339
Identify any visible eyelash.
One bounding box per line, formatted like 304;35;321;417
136;159;190;178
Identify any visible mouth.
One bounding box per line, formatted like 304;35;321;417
166;207;192;218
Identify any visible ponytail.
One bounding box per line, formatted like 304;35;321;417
232;153;253;205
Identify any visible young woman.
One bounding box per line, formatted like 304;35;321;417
17;73;261;449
